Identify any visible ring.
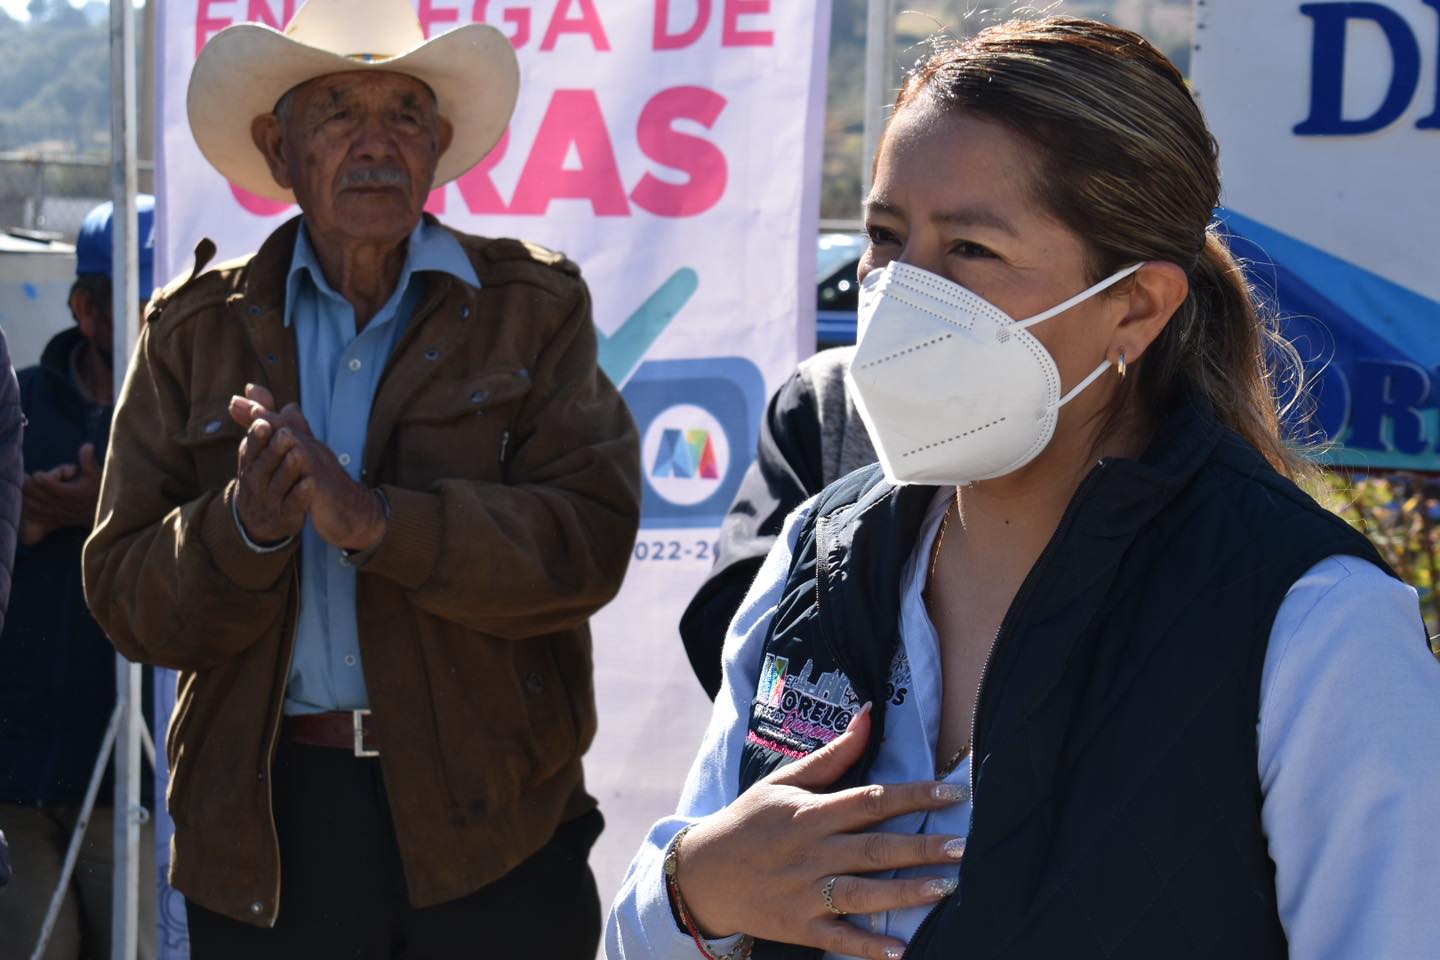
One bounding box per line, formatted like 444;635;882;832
821;875;844;916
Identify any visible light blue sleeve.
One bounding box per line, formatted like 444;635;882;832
605;500;815;959
1259;554;1440;959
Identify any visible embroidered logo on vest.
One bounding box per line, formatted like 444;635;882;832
747;655;860;759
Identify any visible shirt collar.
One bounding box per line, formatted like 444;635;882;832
283;218;480;329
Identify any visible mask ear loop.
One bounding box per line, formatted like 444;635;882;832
1013;262;1146;331
1048;358;1115;413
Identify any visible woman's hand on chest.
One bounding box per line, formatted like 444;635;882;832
672;706;971;960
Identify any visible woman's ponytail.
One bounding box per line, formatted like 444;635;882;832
1135;231;1312;481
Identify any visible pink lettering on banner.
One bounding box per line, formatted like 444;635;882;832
510;90;629;216
418;0;460;38
434;90;728;218
473;0;532;48
195;1;298;56
245;0;297;29
195;0;233;55
443;128;518;214
632;86;728;217
654;0;710;51
722;0;774;47
229;182;295;218
539;0;611;52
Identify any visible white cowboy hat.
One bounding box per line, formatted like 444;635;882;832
187;0;519;203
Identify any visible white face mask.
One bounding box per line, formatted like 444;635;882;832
845;260;1143;486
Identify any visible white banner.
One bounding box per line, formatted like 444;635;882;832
1191;0;1440;470
154;1;830;953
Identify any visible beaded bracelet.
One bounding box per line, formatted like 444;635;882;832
663;824;754;960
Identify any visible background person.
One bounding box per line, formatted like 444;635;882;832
0;323;19;631
680;346;875;699
0;321;22;900
0;197;157;960
607;18;1440;960
82;1;640;957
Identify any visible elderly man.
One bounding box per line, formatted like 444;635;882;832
81;1;641;957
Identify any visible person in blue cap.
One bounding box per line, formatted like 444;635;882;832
0;195;156;960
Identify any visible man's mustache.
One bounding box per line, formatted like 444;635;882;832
338;167;411;188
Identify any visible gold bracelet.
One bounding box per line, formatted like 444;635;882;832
663;824;754;960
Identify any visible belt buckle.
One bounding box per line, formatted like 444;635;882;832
352;709;379;758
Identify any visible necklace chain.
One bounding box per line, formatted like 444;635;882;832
928;496;957;581
927;495;969;778
936;745;970;780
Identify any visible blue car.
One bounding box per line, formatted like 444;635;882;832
816;232;865;349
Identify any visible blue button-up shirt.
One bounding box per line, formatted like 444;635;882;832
283;219;478;716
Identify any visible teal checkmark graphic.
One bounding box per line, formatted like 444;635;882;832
597;267;699;387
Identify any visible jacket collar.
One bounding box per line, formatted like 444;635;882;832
1076;391;1225;538
32;327;98;419
39;326;90;379
230;214;472;412
244;214;478;311
240;215;304;315
282;217;480;330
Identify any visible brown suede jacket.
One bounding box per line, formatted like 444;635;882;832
82;216;641;927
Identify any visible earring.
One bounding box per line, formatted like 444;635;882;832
1117;349;1128;379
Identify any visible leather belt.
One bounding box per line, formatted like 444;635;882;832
283;709;379;757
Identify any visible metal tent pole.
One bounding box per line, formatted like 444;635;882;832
28;705;123;960
139;0;156;196
109;1;143;958
861;0;895;208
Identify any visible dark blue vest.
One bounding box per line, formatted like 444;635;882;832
737;398;1390;959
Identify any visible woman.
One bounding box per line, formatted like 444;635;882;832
607;18;1440;960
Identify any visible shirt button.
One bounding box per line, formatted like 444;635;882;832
345;655;357;667
338;453;351;466
348;357;362;372
249;901;264;916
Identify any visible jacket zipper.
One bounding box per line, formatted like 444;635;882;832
904;464;1109;957
813;514;870;709
901;624;1002;958
969;463;1106;800
261;568;302;927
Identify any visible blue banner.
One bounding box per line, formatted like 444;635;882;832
1219;208;1440;471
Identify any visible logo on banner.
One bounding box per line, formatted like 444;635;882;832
652;428;721;480
643;403;730;506
621;357;767;528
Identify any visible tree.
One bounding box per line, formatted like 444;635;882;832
0;6;109;154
